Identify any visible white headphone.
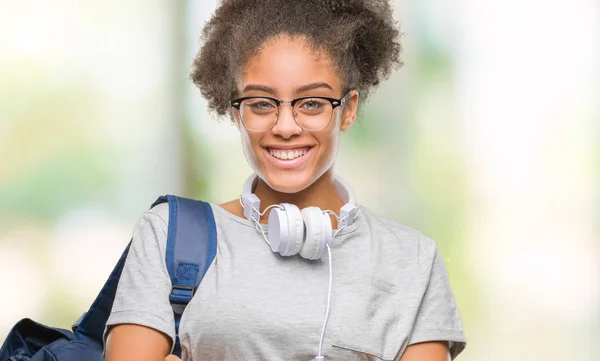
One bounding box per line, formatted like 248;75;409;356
240;173;359;260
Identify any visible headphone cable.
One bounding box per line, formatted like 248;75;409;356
316;226;339;361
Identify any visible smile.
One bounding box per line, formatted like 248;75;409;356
264;146;314;169
267;147;311;160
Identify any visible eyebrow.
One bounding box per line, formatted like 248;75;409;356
242;84;276;94
241;82;334;95
296;82;333;93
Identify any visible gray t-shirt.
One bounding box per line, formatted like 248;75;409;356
104;202;466;360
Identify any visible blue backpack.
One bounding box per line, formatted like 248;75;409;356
0;195;217;361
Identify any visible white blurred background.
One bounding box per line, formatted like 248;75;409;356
0;0;598;360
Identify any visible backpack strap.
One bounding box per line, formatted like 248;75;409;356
72;242;132;346
161;195;217;357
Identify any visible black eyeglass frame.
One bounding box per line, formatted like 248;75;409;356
230;90;353;132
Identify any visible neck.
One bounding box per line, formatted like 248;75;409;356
254;170;346;228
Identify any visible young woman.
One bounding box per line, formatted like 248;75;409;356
104;0;466;360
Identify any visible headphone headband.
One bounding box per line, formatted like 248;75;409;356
242;173;258;199
333;175;355;205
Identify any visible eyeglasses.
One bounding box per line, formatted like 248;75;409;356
230;91;352;132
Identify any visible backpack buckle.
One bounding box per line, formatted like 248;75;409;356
170;285;196;314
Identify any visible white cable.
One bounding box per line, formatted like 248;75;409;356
323;210;337;217
240;194;283;247
259;204;281;217
323;204;361;230
253;219;271;247
250;204;282;247
316;226;343;360
316;244;333;359
239;193;281;220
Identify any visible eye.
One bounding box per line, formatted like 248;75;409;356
246;98;277;110
297;98;327;111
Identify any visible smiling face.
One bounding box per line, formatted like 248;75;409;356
233;35;358;194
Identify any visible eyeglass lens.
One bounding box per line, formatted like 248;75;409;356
238;97;333;131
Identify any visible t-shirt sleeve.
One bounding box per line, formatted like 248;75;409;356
103;204;176;350
407;235;467;359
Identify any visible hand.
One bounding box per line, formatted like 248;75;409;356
165;355;182;361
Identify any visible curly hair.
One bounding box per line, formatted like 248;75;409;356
191;0;403;117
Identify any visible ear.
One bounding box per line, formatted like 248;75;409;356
340;90;359;131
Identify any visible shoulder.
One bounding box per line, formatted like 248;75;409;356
358;207;439;268
129;202;170;251
144;199;229;228
145;201;170;226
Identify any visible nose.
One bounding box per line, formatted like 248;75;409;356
271;103;302;139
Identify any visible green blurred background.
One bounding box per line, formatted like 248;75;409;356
1;0;598;360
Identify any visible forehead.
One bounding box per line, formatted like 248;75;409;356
237;35;342;95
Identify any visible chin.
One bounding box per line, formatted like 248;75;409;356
260;169;316;194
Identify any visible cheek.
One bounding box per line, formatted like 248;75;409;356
240;130;261;169
324;113;343;150
316;129;340;167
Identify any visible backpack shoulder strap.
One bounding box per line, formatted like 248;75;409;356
72;242;132;346
159;195;217;357
73;197;174;345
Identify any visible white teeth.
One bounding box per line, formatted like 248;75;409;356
269;148;308;160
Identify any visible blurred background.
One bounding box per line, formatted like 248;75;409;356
1;0;598;360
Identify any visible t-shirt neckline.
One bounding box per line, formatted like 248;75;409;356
209;203;362;236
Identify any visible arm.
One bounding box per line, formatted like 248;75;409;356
105;324;171;361
405;235;466;359
399;341;451;361
102;206;178;361
164;356;183;361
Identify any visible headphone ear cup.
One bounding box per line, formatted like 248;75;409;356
299;207;332;260
281;203;304;256
268;206;287;254
268;203;304;256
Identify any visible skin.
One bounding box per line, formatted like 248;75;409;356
105;35;451;361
